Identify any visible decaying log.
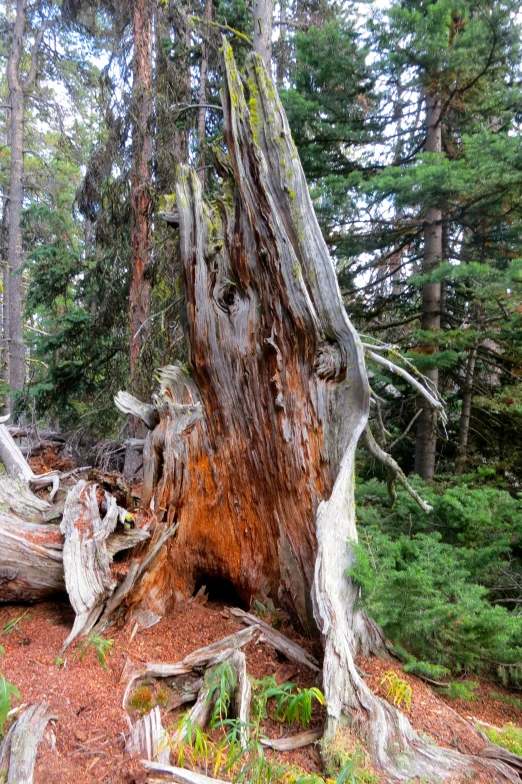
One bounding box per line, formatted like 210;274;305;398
229;607;320;671
480;744;522;774
0;474;50;522
0;423;34;483
0;514;64;602
166;679;203;712
141;761;228;784
126;707;170;764
0;490;153;606
260;727;323;751
230;650;251;748
123;625;259;709
0;702;53;784
60;481;122;648
170;666;217;746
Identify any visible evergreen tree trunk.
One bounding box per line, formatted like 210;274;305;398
253;0;273;68
129;0;153;391
414;93;442;480
197;0;212;189
6;0;27;412
456;343;478;471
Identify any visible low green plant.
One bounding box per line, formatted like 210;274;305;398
252;676;325;727
1;611;29;636
480;722;522;755
443;681;479;702
54;656;65;667
174;715;214;769
402;660;450;681
172;675;370;784
77;633;114;668
207;660;238;729
490;691;522;711
0;673;20;736
380;670;412;711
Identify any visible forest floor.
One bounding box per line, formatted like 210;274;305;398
1;597;521;784
0;445;520;783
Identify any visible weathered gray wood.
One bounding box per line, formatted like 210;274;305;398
480;744;522;773
141;761;228;783
105;528;150;560
114;391;159;430
0;423;34;482
166;678;203;712
230;650;250;748
94;522;178;632
0;514;64;602
60;481;119;648
126;707;170;764
170;676;214;746
0;702;52;784
260;727;323;751
229;607;320;671
0;474;50;521
122;626;259;709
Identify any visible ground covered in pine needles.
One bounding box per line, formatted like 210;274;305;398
0;598;521;784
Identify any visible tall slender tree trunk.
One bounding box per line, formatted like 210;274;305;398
129;0;153;392
253;0;273;68
275;0;287;88
456;343;478;471
6;0;27;413
197;0;213;189
415;93;442;480
5;0;50;414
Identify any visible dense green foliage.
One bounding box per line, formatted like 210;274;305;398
351;475;522;685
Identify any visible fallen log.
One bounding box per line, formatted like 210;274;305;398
122;626;259;709
142;761;229;784
0;514;64;602
0;702;53;784
260;727;323;751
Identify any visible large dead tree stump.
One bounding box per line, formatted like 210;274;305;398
127;41;520;782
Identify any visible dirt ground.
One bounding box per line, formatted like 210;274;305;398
0;598;521;784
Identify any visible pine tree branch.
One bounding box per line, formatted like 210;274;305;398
21;19;54;91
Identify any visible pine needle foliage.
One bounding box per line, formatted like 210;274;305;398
351;476;522;685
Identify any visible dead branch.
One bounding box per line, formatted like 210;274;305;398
228;607;320;671
364;425;433;513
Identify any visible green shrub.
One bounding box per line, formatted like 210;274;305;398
480;723;522;755
351;477;522;684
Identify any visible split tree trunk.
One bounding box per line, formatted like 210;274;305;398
414;92;442;481
133;44;517;781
